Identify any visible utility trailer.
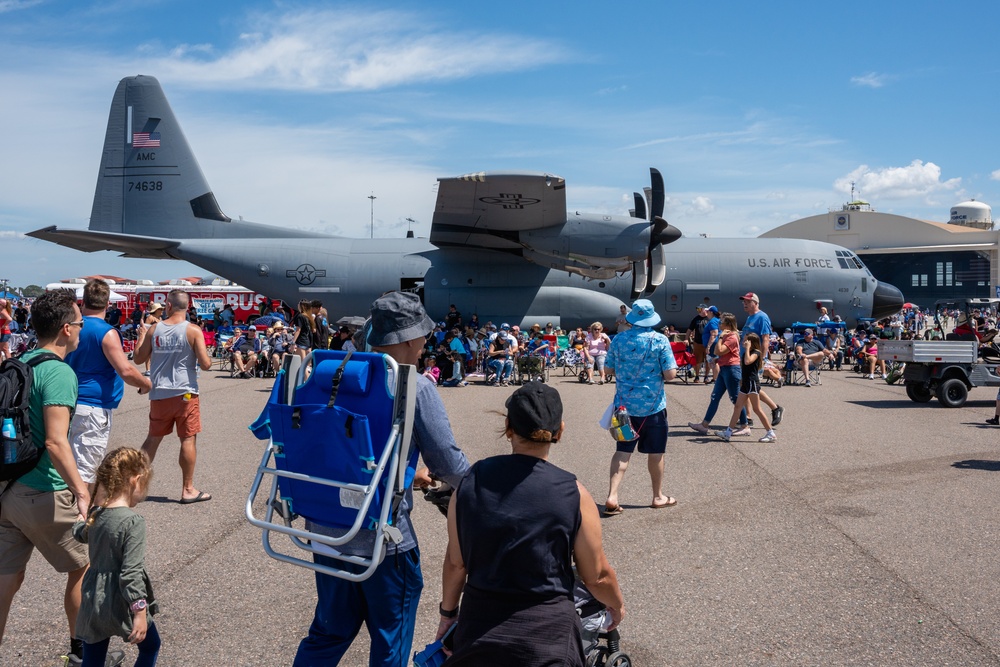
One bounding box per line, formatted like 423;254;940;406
881;339;1000;408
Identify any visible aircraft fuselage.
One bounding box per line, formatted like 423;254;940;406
171;234;894;330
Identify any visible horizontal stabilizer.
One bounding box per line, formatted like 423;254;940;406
26;226;180;259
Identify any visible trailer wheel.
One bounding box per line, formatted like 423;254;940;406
936;378;968;408
905;382;932;403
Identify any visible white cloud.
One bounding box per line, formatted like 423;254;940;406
991;169;1000;181
851;72;889;88
150;9;572;92
0;0;42;13
0;231;22;238
834;160;960;200
740;225;762;236
691;196;714;214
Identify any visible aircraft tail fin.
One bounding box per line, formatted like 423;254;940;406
90;75;237;239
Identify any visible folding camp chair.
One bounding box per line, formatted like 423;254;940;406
670;341;697;384
245;349;417;582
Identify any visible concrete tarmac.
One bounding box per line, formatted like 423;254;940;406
3;364;1000;666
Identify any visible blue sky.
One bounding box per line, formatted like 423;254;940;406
1;0;998;288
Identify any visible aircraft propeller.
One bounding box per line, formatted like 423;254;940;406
630;168;681;299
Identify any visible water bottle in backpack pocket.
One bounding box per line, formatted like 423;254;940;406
0;353;62;482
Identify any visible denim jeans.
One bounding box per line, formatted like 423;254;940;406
293;548;423;667
702;364;747;425
488;358;513;383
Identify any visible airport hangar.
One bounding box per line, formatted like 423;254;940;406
759;199;996;308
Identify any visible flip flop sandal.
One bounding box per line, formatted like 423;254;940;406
603;505;624;516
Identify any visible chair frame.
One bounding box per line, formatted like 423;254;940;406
245;351;417;582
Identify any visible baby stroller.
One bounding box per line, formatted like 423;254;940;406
516;354;548;384
575;579;632;667
670;341;697;384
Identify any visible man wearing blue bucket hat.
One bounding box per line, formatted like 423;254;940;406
602;299;678;515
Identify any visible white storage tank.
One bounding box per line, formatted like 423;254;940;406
949;200;992;229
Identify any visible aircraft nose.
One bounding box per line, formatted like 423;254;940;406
870;280;905;319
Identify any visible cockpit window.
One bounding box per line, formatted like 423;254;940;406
836;250;866;270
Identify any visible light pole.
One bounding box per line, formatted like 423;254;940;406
368;193;377;239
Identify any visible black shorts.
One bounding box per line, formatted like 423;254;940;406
740;372;761;395
615;410;667;454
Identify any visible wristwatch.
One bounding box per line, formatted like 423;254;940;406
130;599;148;613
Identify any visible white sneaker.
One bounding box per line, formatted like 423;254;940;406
688;422;709;435
759;431;776;443
880;373;887;379
713;429;731;442
731;426;752;436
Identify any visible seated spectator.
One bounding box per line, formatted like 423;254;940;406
252;331;270;374
824;330;844;370
526;330;551;358
585;322;611;385
862;336;886;379
421;355;441;384
794;329;835;387
225;326;256;378
487;326;517;386
268;322;293;373
762;357;783;387
570;327;591;367
951;312;980;341
442;330;469;387
329;326;352;351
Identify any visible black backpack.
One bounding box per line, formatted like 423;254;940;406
0;352;61;483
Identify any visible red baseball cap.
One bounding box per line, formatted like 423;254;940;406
738;292;759;303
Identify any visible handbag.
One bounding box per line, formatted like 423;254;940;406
601;389;638;442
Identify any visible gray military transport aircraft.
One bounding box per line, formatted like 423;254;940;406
29;76;904;330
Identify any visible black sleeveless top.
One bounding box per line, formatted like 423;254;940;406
455;454;581;602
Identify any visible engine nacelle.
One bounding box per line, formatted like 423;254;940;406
520;215;649;271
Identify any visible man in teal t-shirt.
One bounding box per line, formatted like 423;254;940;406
0;289;90;663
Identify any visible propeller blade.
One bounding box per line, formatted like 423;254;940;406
643;187;653;222
631;260;647;298
649;243;666;287
632;193;646;220
650;168;665;219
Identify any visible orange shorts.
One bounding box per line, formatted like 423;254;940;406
149;394;201;438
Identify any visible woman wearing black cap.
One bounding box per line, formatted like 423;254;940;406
436;382;624;665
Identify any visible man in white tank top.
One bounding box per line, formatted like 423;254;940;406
133;289;213;504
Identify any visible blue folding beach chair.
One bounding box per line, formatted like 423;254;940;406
245;349;417;581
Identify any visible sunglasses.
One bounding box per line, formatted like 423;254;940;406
66;320;85;328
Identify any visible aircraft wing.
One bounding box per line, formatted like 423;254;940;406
430;172;566;250
27;226;180;259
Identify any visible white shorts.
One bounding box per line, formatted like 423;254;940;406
69;404;113;483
